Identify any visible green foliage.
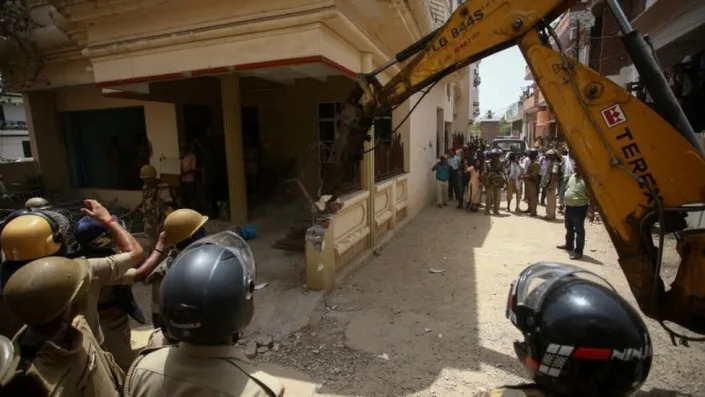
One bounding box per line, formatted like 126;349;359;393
0;0;43;94
498;117;511;135
470;122;482;137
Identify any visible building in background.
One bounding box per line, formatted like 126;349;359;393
589;0;703;133
476;110;502;141
4;0;471;289
453;62;482;140
522;2;595;148
588;0;647;88
503;102;522;138
0;94;31;161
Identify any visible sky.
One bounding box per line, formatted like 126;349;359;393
478;46;528;116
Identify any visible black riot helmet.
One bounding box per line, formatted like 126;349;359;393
160;231;256;345
506;262;651;397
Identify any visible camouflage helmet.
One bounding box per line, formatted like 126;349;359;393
163;208;209;246
0;212;68;261
140;164;158;179
24;197;51;210
3;256;91;326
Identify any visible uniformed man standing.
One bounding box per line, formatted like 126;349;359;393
484;149;506;215
544;149;562;221
0;200;144;344
522;150;540;217
132;208;208;328
2;256;125;396
124;231;284;397
132;164;178;249
68;215;147;371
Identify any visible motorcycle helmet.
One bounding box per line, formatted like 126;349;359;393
160;231;256;345
506;262;651;397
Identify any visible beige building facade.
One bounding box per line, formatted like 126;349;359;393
12;0;471;288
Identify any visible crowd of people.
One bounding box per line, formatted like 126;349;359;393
0;155;652;397
0;161;281;395
433;144;592;260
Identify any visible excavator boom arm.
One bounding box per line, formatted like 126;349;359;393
322;0;705;337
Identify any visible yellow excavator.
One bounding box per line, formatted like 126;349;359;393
320;0;705;344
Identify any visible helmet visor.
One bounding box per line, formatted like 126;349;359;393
180;231;256;280
506;262;615;330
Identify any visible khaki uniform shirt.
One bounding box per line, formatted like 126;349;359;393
7;315;124;396
0;254;135;343
526;161;540;184
485;158;506;188
87;252;136;345
125;343;284;397
144;328;174;349
145;248;179;317
142;182;176;239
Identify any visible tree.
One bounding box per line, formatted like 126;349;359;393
498;117;511;136
470;122;481;137
0;0;43;94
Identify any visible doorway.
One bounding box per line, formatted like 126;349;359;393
182;105;228;217
242;106;261;207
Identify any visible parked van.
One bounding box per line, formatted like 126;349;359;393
491;138;526;153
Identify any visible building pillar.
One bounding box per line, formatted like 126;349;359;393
220;73;248;224
23;91;70;189
361;53;376;246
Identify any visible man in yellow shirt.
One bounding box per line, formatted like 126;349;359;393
556;163;589;259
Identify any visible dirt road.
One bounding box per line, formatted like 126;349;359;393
257;204;705;396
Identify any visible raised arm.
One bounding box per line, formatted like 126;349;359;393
81;199;145;265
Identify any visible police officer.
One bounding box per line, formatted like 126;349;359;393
0;200;144;343
68;215;146;371
2;256;125;396
543;149;562;221
484;149;506;215
477;262;652;397
132;164;178;249
124;231;284;396
24;197;51;211
132;208;208;328
522;150;540;217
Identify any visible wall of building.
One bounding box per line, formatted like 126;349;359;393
54;85;181;176
240;75;356;195
590;0;646;84
480;121;500;141
0;135;30;159
454;74;471;136
406;83;451;217
2;104;26;123
24;91;70;189
0;161;38;186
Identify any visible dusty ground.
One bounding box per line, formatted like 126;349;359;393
127;198;705;396
250;201;705;397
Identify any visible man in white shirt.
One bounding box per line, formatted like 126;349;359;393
520;151;531;204
505;152;523;212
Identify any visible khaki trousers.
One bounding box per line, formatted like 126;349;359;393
436;180;449;205
485;186;502;214
526;182;538;215
546;187;557;219
100;313;135;371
